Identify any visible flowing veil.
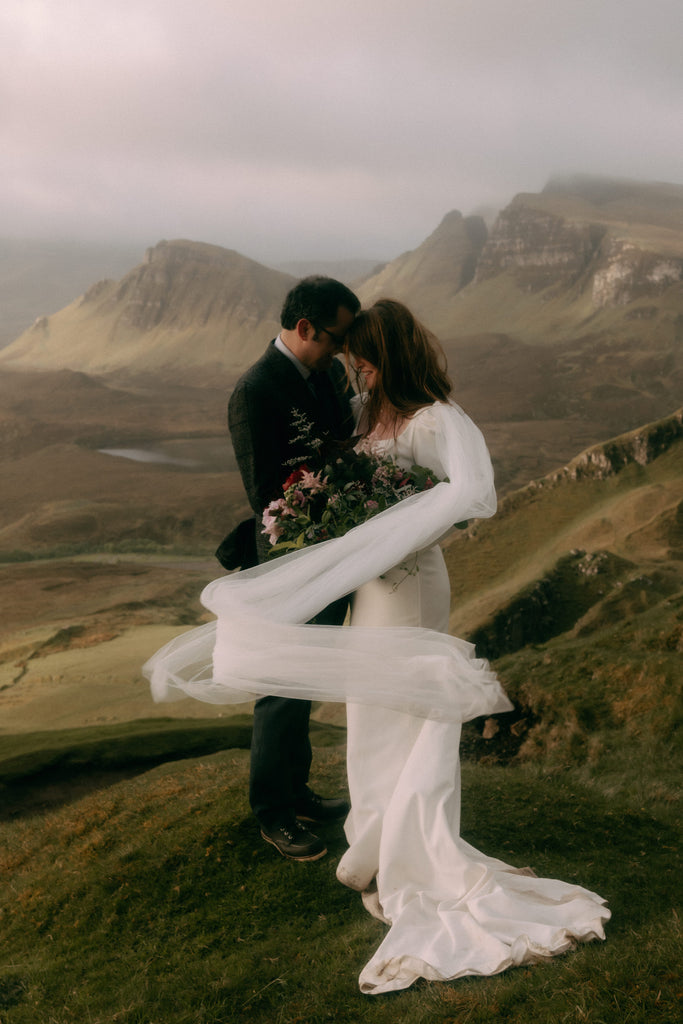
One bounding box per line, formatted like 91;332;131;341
143;402;513;723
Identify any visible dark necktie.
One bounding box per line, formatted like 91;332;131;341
308;372;338;432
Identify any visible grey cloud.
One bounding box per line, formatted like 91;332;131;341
1;0;681;263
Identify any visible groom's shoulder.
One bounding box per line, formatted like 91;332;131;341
233;341;282;391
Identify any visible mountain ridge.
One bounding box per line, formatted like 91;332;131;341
2;175;681;382
0;240;294;382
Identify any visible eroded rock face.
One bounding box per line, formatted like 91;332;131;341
105;240;289;332
547;409;683;482
592;239;683;308
475;204;606;291
469;549;635;659
474;182;683;307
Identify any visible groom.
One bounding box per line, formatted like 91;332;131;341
228;276;360;861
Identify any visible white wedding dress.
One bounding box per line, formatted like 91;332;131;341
143;400;610;995
336;406;610;994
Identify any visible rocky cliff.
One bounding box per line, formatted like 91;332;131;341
474;204;606;293
445;405;683;660
358;175;683;323
474;177;683;308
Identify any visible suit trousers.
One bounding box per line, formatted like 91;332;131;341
249;595;349;827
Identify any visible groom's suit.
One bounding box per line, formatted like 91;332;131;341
228;340;354;827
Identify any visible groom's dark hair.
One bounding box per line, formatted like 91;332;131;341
281;276;360;330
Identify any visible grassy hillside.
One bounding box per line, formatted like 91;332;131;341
0;731;679;1023
446;411;683;790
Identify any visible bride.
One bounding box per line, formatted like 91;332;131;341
144;299;610;995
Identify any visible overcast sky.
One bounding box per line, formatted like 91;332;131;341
2;0;682;264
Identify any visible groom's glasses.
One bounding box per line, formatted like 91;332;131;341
315;326;345;349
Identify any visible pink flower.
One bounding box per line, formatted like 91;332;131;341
299;469;327;493
262;498;286;542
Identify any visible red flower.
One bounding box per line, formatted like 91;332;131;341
283;464;310;490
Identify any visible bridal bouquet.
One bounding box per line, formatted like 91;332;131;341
262;410;441;555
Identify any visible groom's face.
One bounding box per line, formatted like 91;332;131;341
306;305;356;370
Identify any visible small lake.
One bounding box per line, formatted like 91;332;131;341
98;438;238;472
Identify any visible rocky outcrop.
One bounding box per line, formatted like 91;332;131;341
546;408;683;483
475;177;683;307
591;239;683;308
469;549;634;658
0;240;293;381
475;202;606;292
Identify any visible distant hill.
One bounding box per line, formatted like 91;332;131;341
0;240;294;383
358;175;683;337
357;209;487;316
0;239;144;349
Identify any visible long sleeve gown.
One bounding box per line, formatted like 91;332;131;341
336;405;610;994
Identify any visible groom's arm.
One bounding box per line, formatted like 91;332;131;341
229;378;286;517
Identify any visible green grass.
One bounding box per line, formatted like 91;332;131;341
0;732;680;1024
0;539;214;564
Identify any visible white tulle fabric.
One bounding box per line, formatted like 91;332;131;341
143;401;512;723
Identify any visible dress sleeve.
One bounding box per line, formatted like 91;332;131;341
407;406;448;480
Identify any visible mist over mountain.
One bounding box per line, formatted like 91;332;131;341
0;239;144;350
271;257;384;284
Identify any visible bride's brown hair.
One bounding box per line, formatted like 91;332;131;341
344;299;452;434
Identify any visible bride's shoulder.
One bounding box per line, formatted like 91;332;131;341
410;402;444;430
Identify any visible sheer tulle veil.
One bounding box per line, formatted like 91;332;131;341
143;401;513;722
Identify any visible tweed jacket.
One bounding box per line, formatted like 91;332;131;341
227;341;354;563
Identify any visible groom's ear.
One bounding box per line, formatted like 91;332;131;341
296;318;315;342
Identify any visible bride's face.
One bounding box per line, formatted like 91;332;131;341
354;356;378;391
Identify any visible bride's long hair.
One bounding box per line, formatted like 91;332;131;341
345;299;452;434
